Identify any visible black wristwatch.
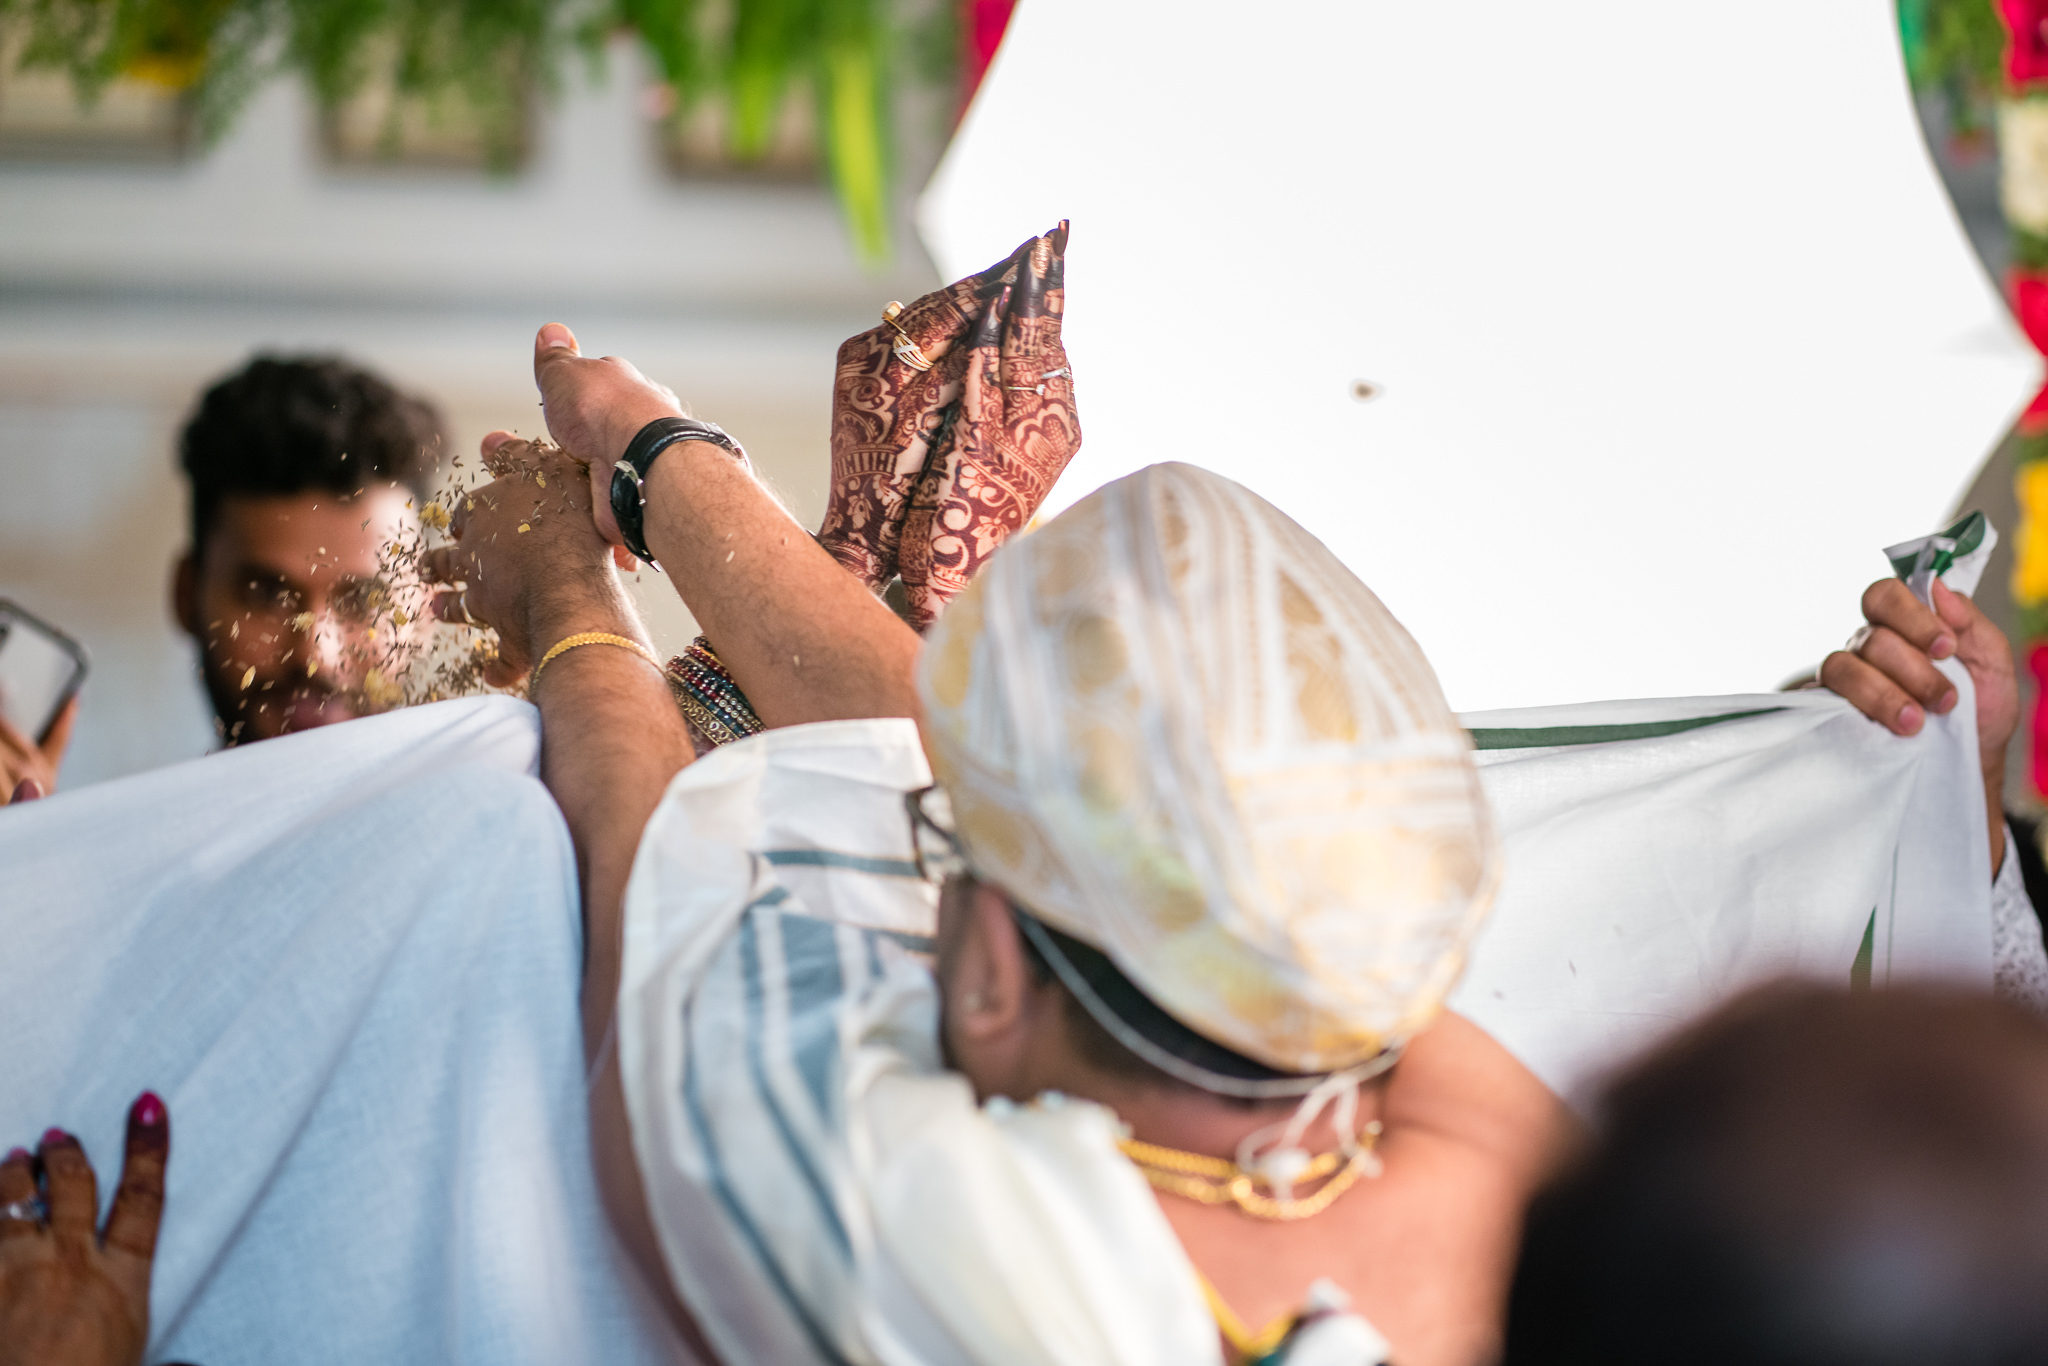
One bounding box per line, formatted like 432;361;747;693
609;416;747;567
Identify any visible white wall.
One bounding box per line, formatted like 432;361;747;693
923;0;2039;712
0;39;944;788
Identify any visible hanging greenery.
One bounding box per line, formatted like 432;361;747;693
0;0;953;263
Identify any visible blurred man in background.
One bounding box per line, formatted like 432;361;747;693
1503;982;2048;1366
174;356;441;745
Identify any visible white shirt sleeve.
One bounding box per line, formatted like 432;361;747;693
1992;823;2048;1014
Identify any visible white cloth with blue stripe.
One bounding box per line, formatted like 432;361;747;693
618;717;1234;1366
0;696;683;1366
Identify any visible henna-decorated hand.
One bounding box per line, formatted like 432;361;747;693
897;224;1080;631
819;230;1056;591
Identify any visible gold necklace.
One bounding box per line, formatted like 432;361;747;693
1117;1121;1383;1221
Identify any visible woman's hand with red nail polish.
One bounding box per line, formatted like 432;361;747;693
0;1093;170;1366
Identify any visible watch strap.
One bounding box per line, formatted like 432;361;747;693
609;417;747;565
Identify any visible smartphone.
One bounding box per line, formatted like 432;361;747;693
0;599;88;745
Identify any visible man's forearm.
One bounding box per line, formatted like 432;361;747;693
523;593;691;1048
639;444;921;727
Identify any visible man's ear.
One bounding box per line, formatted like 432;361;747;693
949;881;1038;1044
172;550;200;640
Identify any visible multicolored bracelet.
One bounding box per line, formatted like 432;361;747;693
664;636;765;752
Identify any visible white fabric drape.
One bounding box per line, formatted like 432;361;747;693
1451;668;1994;1101
0;697;681;1366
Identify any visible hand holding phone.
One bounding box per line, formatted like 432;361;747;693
0;600;87;804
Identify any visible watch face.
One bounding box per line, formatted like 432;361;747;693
611;462;648;558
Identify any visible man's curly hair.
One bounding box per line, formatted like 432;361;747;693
180;355;442;548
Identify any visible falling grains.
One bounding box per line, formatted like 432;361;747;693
239;666;255;690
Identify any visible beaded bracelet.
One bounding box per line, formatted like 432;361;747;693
664;636;765;752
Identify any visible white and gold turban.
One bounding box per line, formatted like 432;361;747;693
917;462;1499;1076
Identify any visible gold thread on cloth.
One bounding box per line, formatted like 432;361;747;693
530;632;661;689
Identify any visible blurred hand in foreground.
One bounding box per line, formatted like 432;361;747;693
0;695;76;805
1822;577;2017;871
0;1093;169;1366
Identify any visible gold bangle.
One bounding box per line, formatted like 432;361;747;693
530;632;661;689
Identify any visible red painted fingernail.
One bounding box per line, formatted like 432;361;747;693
39;1128;67;1147
131;1092;166;1129
3;1148;26;1163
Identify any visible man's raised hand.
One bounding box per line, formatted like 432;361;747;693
422;434;645;687
530;324;685;547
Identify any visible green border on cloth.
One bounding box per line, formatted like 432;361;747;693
1466;707;1789;752
1851;909;1877;992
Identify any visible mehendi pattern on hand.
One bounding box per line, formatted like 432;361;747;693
897;227;1079;633
819;222;1079;633
819;241;1027;588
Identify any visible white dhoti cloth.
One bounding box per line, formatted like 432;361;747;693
0;697;681;1366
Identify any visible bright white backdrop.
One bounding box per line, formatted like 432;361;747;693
919;0;2039;710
